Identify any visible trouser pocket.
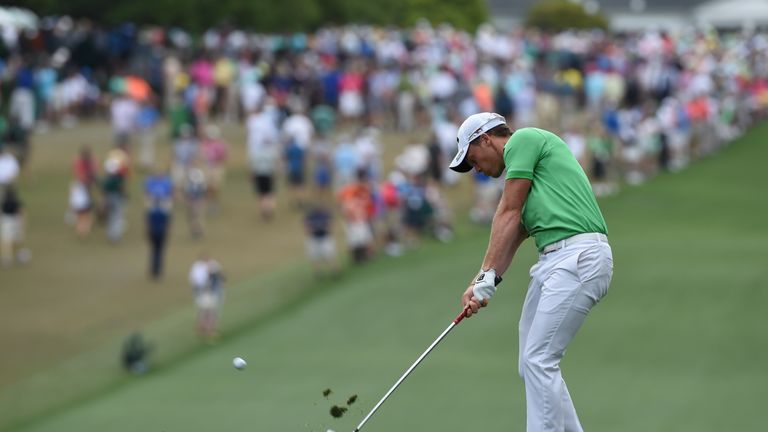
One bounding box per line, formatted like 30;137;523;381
576;243;613;303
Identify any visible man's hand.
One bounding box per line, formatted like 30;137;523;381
461;269;499;318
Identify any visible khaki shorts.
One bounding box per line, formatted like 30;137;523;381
206;165;225;189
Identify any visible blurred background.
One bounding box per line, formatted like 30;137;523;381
0;0;766;431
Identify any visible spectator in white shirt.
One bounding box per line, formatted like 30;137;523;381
111;95;140;147
0;146;20;194
246;105;280;220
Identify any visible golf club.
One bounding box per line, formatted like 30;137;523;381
351;304;473;432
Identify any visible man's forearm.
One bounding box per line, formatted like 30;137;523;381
481;208;526;276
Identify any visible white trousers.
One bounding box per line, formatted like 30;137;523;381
519;236;613;432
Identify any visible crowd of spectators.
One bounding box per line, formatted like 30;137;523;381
1;16;766;279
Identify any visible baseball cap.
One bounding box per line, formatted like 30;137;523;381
449;112;506;173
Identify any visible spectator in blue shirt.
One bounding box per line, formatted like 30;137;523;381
144;169;173;279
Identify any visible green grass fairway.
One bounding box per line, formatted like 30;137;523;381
7;124;768;432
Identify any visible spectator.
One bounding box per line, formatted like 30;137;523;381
190;54;215;120
426;133;444;184
304;202;339;278
68;180;93;238
562;119;589;171
586;121;617;197
200;124;228;215
338;62;365;121
168;96;196;140
122;332;152;375
1;185;30;267
136;100;160;170
102;157;128;243
425;178;453;242
354;127;382;181
189;254;225;340
34;60;58;132
212;54;237;122
144;167;173;279
338;169;374;264
0;145;20;194
401;173;433;248
333;133;359;189
9;63;36;167
246;105;280;220
284;137;308;209
311;131;334;198
183;166;207;239
144;166;174;208
379;171;404;256
72;146;100;195
470;171;502;224
171;124;199;197
145;200;171;280
110;93;139;148
432;116;460;186
282;104;314;207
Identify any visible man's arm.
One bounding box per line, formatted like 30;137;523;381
462;178;531;316
481;178;531;275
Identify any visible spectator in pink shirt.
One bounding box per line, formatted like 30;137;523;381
200;125;228;214
339;63;365;120
190;55;215;123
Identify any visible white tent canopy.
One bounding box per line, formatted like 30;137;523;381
694;0;768;28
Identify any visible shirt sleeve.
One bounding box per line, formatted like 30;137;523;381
504;128;548;180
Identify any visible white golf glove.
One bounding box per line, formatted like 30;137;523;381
472;269;500;302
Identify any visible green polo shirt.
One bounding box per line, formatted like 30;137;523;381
504;127;607;251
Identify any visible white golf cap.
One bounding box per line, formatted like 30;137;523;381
449;112;507;173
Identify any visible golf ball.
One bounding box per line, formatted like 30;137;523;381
233;357;247;370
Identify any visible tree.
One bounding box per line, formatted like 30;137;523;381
10;0;488;33
526;0;609;32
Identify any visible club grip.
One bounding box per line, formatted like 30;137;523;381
454;275;502;324
453;306;471;324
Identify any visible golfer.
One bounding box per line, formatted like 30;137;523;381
450;112;613;432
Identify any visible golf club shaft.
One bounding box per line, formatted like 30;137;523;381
352;307;470;432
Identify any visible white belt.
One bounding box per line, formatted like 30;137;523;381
540;233;608;255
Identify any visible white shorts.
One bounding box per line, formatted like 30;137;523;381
196;292;220;310
345;221;372;247
306;236;336;261
339;91;364;118
622;145;643;163
0;216;22;241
